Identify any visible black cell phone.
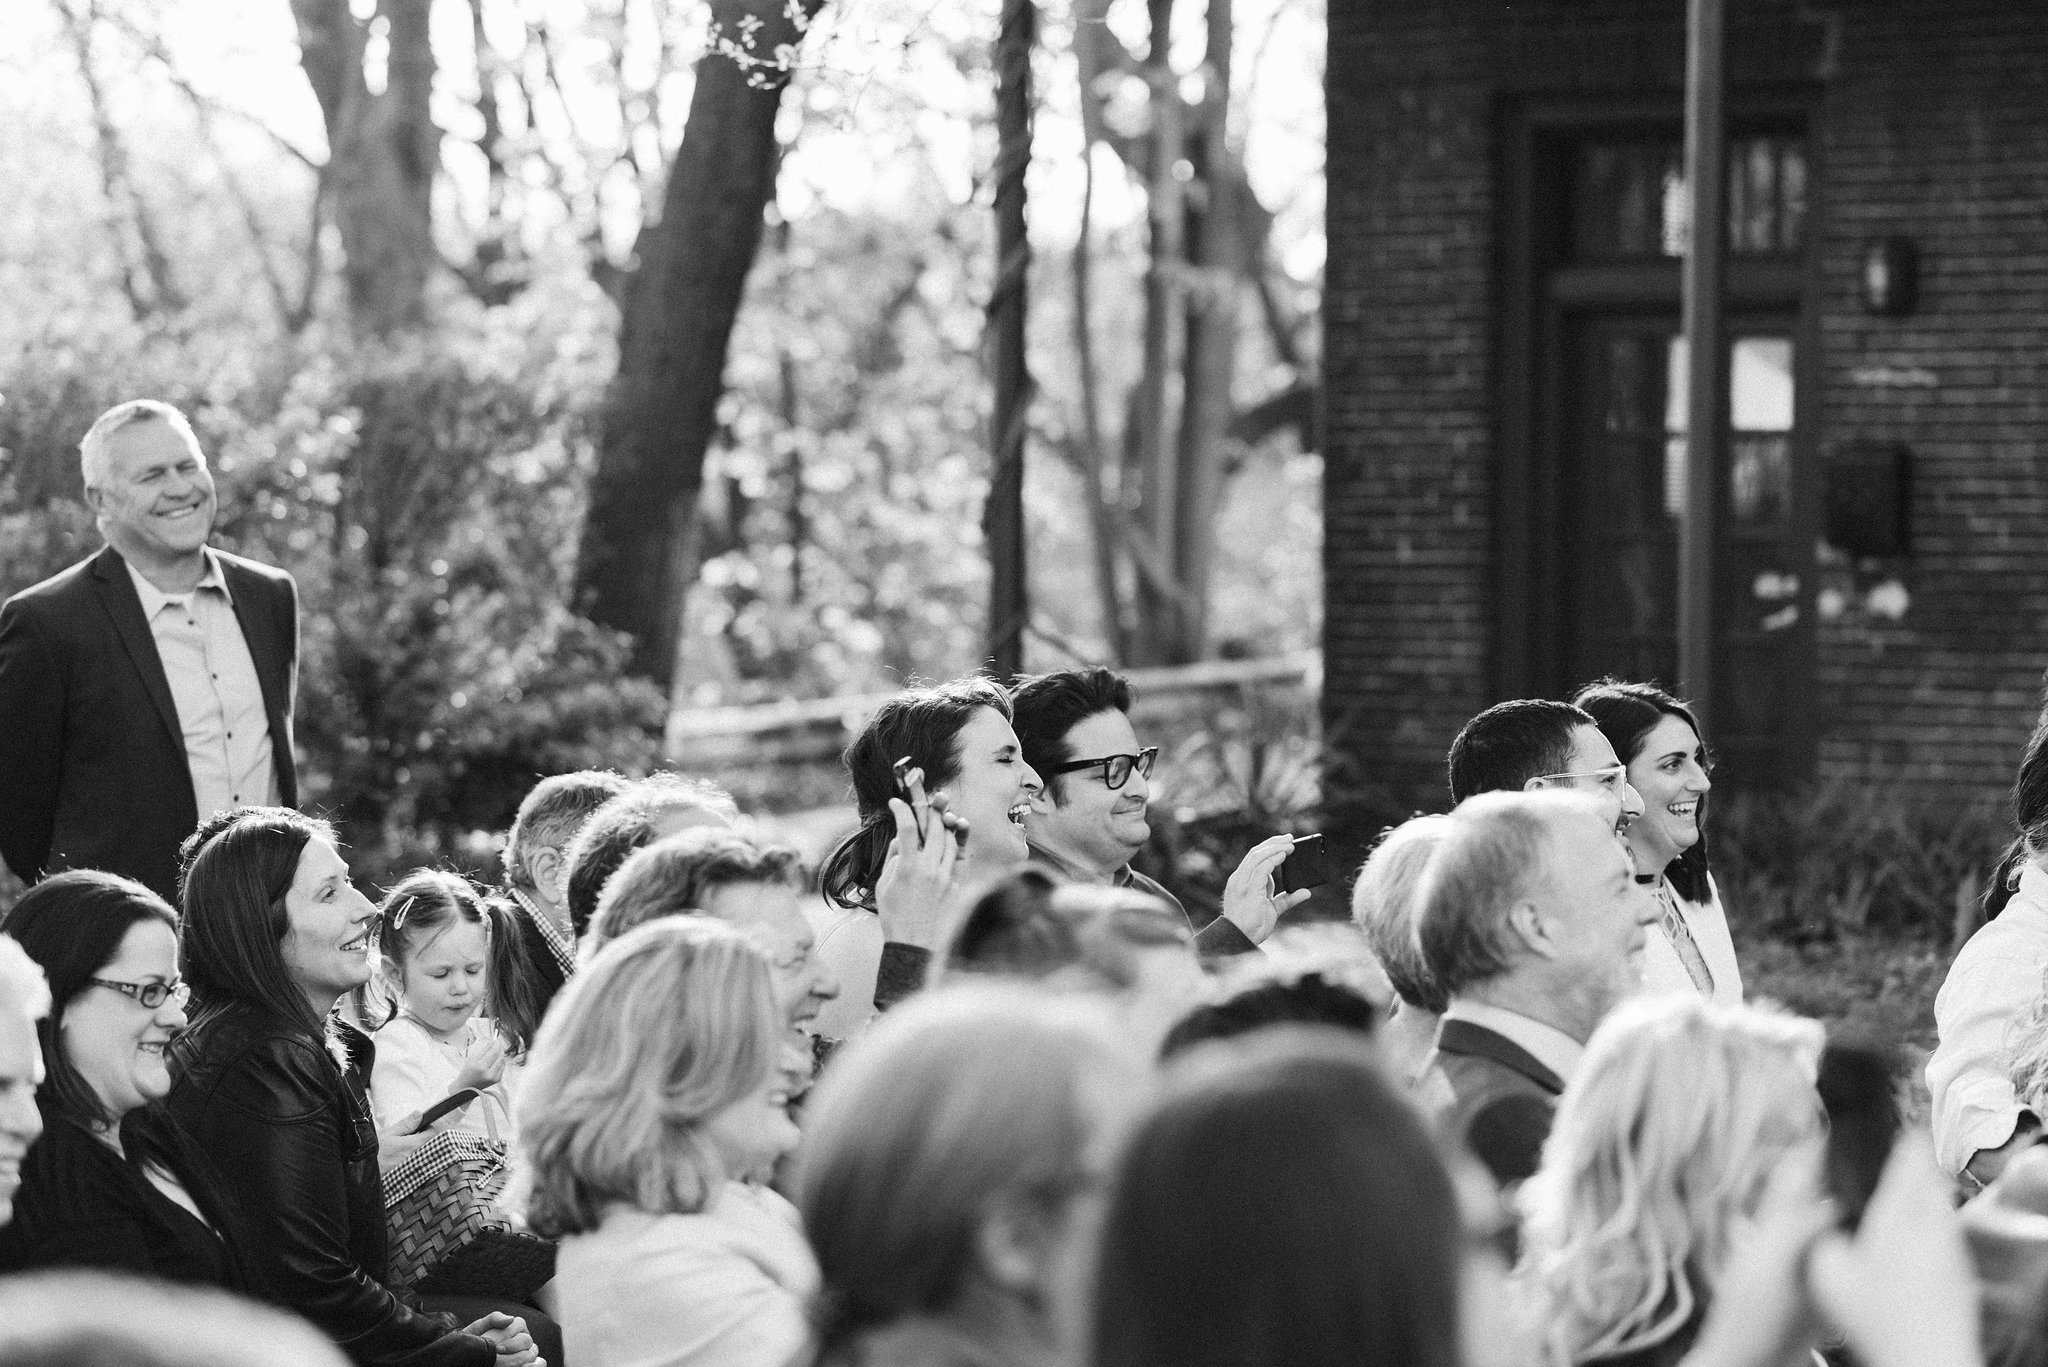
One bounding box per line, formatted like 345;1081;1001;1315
1817;1040;1901;1231
411;1088;481;1133
1278;833;1330;894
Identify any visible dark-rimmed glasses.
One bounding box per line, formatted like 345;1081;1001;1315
89;977;189;1010
1045;746;1159;791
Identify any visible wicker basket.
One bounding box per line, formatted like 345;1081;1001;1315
383;1129;554;1300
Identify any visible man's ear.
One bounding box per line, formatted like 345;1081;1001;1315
528;846;564;904
1521;775;1548;793
1506;899;1555;959
973;1191;1055;1299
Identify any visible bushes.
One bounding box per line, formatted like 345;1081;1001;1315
1711;779;2008;944
0;292;667;887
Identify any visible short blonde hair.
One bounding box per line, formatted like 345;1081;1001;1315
1517;995;1825;1364
794;983;1144;1351
78;399;202;493
513;917;782;1237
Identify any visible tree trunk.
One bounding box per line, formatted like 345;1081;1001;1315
985;0;1036;681
1170;0;1243;657
1127;0;1190;666
289;0;439;335
573;0;823;687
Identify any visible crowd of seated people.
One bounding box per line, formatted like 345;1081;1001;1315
3;657;2043;1367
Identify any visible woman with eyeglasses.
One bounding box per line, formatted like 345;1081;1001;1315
0;870;260;1291
1574;680;1743;1003
166;807;548;1367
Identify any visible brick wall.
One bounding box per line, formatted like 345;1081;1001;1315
1324;0;2048;824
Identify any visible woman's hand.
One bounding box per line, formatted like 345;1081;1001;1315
1684;1148;1833;1367
1807;1133;1986;1367
1219;834;1313;944
463;1312;541;1367
874;794;962;950
453;1029;508;1092
378;1123;429;1169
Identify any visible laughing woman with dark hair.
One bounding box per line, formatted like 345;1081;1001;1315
811;678;1046;1032
165;807;545;1367
0;870;259;1291
1573;680;1742;1004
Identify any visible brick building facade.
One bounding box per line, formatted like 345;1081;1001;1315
1323;0;2048;822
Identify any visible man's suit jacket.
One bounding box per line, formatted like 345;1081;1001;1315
1436;1016;1567;1186
0;544;298;901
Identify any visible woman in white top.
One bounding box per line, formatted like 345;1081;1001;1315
516;917;816;1367
367;871;535;1143
1575;681;1743;1003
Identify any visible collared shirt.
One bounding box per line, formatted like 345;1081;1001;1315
511;886;578;981
1439;999;1586;1088
126;551;276;821
1929;863;2048;1174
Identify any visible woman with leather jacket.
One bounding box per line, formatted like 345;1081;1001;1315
166;807;547;1367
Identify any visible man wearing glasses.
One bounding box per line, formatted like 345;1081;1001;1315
1010;668;1306;958
1446;698;1645;839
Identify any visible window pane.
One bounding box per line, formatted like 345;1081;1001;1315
1662;336;1796;521
1574;133;1806;261
1731;337;1794;431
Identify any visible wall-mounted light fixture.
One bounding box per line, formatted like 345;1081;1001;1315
1862;237;1919;316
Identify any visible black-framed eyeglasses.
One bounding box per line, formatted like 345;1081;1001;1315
1045;746;1159;791
89;977;190;1010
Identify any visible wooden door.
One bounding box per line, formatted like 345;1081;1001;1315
1564;316;1811;782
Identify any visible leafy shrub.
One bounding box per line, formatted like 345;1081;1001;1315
1711;779;2007;944
1133;683;1325;920
0;289;667;888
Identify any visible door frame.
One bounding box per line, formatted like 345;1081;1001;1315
1492;90;1823;784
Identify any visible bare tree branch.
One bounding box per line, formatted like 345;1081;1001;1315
57;0;185;318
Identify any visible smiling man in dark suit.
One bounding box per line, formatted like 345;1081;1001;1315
0;400;298;901
1413;788;1656;1186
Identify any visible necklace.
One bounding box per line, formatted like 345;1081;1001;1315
1648;875;1715;996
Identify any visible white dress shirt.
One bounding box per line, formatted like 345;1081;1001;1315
558;1181;819;1367
126;551;275;819
1929;863;2048;1174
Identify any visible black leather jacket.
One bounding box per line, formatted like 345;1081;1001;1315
166;1001;493;1367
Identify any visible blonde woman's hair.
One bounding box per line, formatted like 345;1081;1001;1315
1517;995;1825;1364
513;916;782;1237
793;982;1144;1355
2006;973;2048;1111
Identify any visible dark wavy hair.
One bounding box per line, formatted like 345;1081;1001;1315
1573;679;1712;904
2;870;179;1129
1093;1030;1462;1367
179;807;338;1039
819;677;1013;911
1989;691;2048;921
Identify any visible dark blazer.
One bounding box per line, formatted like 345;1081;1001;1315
166;1002;492;1367
0;1105;262;1294
1436;1016;1568;1186
0;543;298;901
